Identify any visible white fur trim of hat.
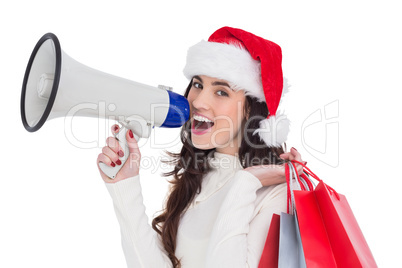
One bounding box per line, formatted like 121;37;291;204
183;27;290;147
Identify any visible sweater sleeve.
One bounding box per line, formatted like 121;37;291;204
105;176;172;268
204;170;287;268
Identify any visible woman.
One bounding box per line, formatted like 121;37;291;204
97;27;305;267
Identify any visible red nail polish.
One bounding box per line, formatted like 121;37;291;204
292;147;297;151
111;162;116;167
113;125;119;132
118;150;124;157
129;130;134;139
116;159;122;165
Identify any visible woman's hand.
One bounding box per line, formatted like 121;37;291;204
244;147;306;187
97;124;141;183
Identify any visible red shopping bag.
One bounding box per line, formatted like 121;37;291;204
258;213;280;268
292;161;377;268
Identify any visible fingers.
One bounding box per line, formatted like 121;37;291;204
280;147;306;175
97;126;141;182
109;126;138;156
291;147;303;164
97;152;116;168
280;148;305;163
280;147;299;160
106;136;124;158
288;148;303;175
106;129;141;166
102;146;122;166
291;148;307;175
126;129;140;155
98;127;125;168
295;162;304;177
120;129;141;176
111;124;120;135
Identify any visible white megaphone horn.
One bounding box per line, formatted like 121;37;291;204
21;33;190;179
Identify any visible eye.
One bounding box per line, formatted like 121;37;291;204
216;90;229;97
192;82;203;89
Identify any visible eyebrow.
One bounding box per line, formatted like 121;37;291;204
193;75;231;89
193;75;203;83
212;81;231;88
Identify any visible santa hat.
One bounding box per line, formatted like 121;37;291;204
183;26;290;147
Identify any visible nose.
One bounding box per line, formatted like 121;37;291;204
191;88;211;111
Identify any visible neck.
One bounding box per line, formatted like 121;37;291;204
215;138;241;155
216;147;238;156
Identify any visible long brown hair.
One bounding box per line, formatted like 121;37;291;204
151;81;285;267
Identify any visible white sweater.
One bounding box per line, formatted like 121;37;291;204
105;152;287;268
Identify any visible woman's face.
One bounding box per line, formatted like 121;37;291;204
187;75;247;155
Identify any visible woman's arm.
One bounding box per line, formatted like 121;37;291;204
245;147;305;187
204;170;287;267
105;176;172;268
204;148;302;267
98;125;171;267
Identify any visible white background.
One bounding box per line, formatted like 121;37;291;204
1;0;401;267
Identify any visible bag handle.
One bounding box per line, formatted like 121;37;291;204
290;161;314;191
290;160;340;200
285;162;305;214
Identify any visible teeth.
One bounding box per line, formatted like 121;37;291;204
193;114;213;123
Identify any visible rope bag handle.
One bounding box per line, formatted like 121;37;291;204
286;160;340;210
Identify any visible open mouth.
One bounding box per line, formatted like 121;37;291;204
192;114;214;134
194;119;214;131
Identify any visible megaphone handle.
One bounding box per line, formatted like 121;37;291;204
98;126;139;179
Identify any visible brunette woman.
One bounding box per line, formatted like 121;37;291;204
97;26;305;267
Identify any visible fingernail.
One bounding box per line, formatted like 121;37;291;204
118;150;124;157
129;130;134;139
111;162;116;167
292;147;297;151
116;159;122;165
304;161;308;165
113;125;119;132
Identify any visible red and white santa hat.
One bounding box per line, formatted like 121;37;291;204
183;26;290;147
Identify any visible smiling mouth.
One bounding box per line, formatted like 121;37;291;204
193;119;214;131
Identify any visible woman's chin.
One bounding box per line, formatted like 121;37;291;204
190;136;213;150
191;141;215;150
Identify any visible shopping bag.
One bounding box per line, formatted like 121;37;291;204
278;212;306;268
277;163;308;268
258;213;280;268
292;160;377;268
259;163;307;268
293;188;337;267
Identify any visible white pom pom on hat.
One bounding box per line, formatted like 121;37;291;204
183;26;290;147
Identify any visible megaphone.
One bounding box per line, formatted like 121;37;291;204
21;33;190;179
